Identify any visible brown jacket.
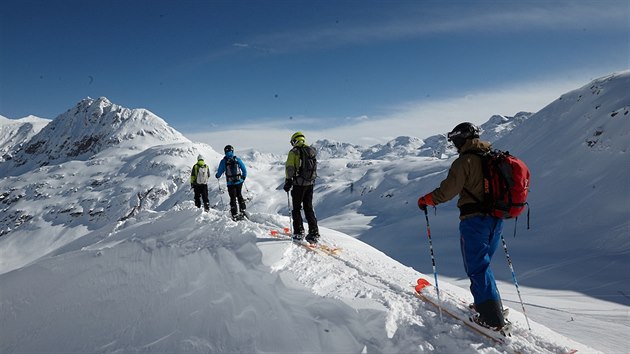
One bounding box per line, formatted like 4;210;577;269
430;138;492;219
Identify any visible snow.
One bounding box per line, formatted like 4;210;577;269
0;114;50;162
1;71;629;353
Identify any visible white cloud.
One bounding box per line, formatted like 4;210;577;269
185;74;591;154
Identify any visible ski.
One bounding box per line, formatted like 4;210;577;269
317;243;342;255
413;278;511;345
266;229;342;255
269;228;292;238
292;239;329;255
293;239;342;255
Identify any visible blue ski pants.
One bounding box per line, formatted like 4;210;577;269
459;215;503;305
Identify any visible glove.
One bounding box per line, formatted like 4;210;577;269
417;193;435;211
283;179;292;192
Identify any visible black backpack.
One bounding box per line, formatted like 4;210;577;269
297;146;317;182
225;156;242;183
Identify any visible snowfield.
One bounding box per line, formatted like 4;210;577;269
1;71;629;353
0;206;595;353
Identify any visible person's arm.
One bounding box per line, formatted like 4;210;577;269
216;159;225;178
237;158;247;179
285;149;299;179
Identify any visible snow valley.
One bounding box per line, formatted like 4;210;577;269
1;71;629;353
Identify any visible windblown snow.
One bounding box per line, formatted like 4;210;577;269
1;70;629;354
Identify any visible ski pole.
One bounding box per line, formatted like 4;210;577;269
423;208;443;321
500;233;531;330
216;178;226;211
287;191;293;235
243;182;251;201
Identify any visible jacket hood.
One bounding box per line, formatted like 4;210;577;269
459;138;491;154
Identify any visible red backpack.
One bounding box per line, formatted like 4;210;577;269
465;150;531;221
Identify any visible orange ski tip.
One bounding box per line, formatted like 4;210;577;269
270;230;278;236
416;278;431;292
417;278;431;286
283;227;290;233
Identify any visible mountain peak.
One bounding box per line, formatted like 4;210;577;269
0;97;190;176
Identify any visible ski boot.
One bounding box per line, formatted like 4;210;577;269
470;313;512;337
305;232;320;244
292;231;305;241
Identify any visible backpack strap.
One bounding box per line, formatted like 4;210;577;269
460;150;490;216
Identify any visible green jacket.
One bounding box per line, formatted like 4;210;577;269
430;138;492;219
285;141;316;186
190;160;210;185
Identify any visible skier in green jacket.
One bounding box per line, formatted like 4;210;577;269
190;154;210;211
283;131;319;244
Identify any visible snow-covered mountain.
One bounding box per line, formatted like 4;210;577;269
479;112;532;142
311;113;532;162
0;98;218;269
0;114;50;162
1;71;628;353
0;97;190;177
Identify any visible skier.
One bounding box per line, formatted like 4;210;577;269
283;131;319;243
216;145;248;220
417;122;507;330
190;154;210;212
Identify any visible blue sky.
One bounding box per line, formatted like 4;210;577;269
1;0;628;152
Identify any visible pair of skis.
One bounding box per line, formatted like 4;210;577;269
414;278;512;345
268;228;342;255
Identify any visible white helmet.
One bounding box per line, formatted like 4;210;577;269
197;154;204;161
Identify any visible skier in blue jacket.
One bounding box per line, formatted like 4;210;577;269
216;145;248;220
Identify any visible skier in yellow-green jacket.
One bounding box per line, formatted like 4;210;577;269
283;131;319;244
190;154;210;211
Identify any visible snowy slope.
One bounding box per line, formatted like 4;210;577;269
0;114;50;162
1;71;629;353
0;206;593;354
489;71;630;297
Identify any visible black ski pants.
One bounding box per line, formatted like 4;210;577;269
193;184;209;209
227;183;246;216
291;184;318;235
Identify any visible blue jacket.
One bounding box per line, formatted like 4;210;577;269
216;152;247;186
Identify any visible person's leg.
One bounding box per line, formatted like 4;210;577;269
193;185;201;208
201;184;209;210
302;185;319;240
235;183;246;212
460;216;504;327
291;185;306;235
227;185;238;217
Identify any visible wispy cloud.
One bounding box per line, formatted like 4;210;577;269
209;1;626;57
185;73;595;154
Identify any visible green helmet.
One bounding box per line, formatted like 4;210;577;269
290;131;305;146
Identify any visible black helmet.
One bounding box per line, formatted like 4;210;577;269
224;145;234;153
447;122;480;149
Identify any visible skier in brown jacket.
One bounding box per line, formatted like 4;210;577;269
417;122;507;330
